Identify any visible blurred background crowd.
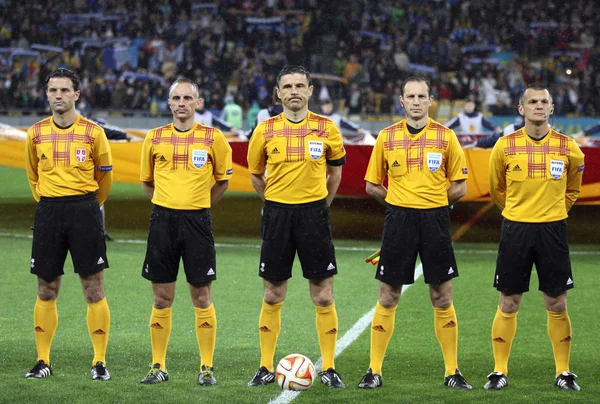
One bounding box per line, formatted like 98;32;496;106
1;0;599;118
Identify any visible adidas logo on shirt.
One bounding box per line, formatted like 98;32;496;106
392;160;400;167
327;263;336;271
41;154;47;160
159;155;167;162
207;268;215;276
513;164;522;172
272;147;280;154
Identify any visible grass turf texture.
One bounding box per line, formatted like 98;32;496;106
1;164;599;403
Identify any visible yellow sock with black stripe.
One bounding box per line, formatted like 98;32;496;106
433;303;458;376
316;302;339;370
547;309;572;375
34;297;58;364
259;301;283;371
150;306;172;371
195;304;217;369
87;297;110;365
369;301;396;375
491;306;517;375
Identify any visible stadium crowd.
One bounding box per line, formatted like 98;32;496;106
1;0;599;116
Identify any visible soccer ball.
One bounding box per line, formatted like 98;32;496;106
275;354;316;391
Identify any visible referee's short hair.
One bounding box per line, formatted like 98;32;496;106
276;65;311;87
45;68;81;91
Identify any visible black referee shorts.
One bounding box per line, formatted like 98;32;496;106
142;205;216;284
259;199;338;281
31;194;108;277
377;205;458;285
494;218;573;294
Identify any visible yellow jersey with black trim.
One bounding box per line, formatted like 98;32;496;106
489;128;584;222
140;123;233;210
25;114;113;205
365;118;468;209
247;111;346;204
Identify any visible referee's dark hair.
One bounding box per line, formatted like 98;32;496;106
401;76;432;97
518;83;552;105
45;68;81;91
276;65;312;87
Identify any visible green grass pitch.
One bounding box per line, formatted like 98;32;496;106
1;165;599;403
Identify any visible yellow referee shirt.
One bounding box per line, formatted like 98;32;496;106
247;111;346;204
489;128;585;222
25;115;113;205
140;123;233;210
365;118;468;209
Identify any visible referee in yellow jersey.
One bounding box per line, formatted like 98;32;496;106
24;68;113;381
139;77;232;386
484;85;585;391
359;77;472;390
246;65;347;388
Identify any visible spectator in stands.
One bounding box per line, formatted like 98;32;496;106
194;96;241;136
221;95;243;130
445;100;501;135
320;99;375;145
247;87;283;139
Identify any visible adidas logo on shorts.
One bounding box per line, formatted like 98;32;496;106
448;266;454;275
97;257;105;265
327;263;335;271
207;268;215;276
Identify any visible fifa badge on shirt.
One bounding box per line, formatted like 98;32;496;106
192;149;208;168
550;160;564;179
308;141;324;160
75;148;87;163
426;152;442;172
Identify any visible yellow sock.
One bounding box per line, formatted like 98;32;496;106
259;301;283;371
433;303;458;376
369;301;396;375
491;306;517;375
150;306;172;371
34;297;58;364
316;302;339;370
87;297;110;365
195;304;217;369
547;310;572;375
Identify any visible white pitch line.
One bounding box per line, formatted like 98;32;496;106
269;264;424;404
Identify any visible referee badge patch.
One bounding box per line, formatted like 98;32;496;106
426;152;442;172
192;149;208;168
550;160;564;179
308;141;324;160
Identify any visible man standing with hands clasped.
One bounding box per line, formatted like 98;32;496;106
360;76;471;390
485;84;585;391
139;77;232;386
246;65;347;388
24;68;113;381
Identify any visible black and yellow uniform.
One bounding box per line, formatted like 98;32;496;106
365;118;468;283
489;128;585;293
25;115;113;276
140;123;232;282
247;111;346;280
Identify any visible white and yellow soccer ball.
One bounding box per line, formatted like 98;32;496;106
275;354;316;391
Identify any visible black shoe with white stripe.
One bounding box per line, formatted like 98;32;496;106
319;368;346;388
91;361;111;381
554;372;580;391
25;360;52;379
247;366;275;386
444;369;472;390
140;363;169;384
484;372;508;390
358;368;382;389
